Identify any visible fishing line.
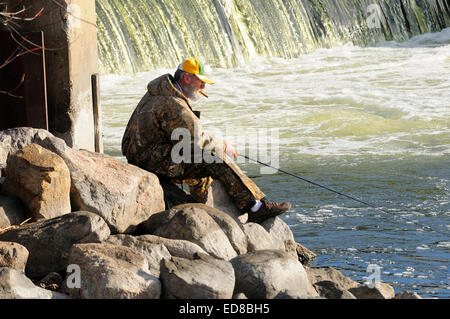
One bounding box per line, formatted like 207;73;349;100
239;154;445;235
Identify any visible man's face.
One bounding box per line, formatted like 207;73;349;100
183;73;205;101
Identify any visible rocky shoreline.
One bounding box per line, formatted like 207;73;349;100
0;127;422;299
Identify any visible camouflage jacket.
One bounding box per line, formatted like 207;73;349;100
122;74;226;177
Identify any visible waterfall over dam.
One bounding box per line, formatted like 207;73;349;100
96;0;450;74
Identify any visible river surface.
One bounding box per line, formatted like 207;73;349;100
100;28;450;298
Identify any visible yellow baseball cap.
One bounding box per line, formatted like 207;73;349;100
178;58;215;84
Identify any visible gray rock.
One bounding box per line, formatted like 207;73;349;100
0;267;52;299
5;144;71;220
136;234;208;259
181;203;247;255
306;266;358;291
104;234;171;277
0;241;29;272
260;217;295;243
313;280;357;299
0;135;11;176
160;253;235;299
63;243;161;299
0;211;110;278
230;249;319;299
292;241;317;265
242;223;284;252
0;195;26;229
0;127;54;158
154;204;237;260
349;283;395;299
205;180;242;222
394;291;422;299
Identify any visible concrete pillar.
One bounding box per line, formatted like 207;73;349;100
6;0;100;151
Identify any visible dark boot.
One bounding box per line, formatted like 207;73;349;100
247;200;291;224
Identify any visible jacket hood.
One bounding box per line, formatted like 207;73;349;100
147;74;188;101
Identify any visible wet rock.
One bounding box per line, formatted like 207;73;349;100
5;144;71;220
0;211;110;278
0;195;26;229
313;280;357;299
160;253;235;299
104;234;171;277
242;223;284;252
0;242;29;272
349;283;395;299
153;204;237;260
231;249;319;299
63;243;161;299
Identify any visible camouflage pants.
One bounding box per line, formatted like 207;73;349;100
174;157;266;211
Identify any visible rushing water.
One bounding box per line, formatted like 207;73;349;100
100;28;450;298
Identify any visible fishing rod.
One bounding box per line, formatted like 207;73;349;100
239;154;444;235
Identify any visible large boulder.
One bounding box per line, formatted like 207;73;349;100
0;127;166;234
230;250;319;299
0;242;29;272
260;217;295;243
136;234;208;259
63;243;161;299
242;223;284;252
313;280;357;299
394;291;422;299
5;144;71;220
153;204;237;260
0;211;110;278
349;283;395;299
306;266;359;291
0;267;67;299
160;253;235;299
0;195;26;229
179;203;247;255
104;234;171;277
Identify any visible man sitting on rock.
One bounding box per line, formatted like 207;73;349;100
121;57;290;224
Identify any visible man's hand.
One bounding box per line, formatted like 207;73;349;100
225;141;238;158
